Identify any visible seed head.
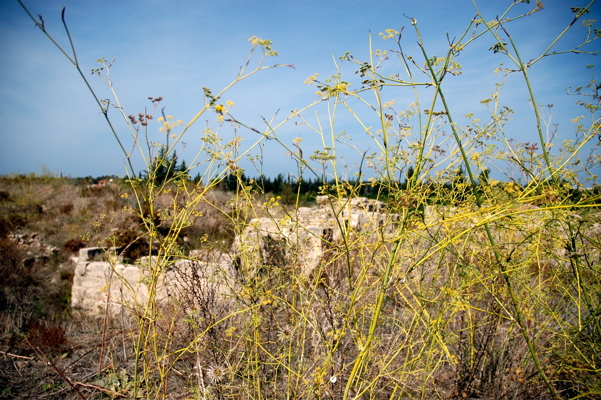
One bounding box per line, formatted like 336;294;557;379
206;364;227;385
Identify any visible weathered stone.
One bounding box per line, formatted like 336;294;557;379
71;248;237;316
232;196;399;277
71;199;601;317
71;197;397;316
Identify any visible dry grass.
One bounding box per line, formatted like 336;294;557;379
5;1;601;398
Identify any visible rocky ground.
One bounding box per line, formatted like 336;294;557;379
0;177;229;399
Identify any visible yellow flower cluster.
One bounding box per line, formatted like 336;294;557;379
248;36;262;45
214;100;235;123
505;181;522;195
248;36;278;56
318;82;350;98
304;73;319;85
158;115;183;135
378;29;399;40
263;195;281;208
470;152;481;162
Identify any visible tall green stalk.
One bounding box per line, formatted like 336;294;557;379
413;20;558;399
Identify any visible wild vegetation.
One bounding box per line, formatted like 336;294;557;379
2;0;600;399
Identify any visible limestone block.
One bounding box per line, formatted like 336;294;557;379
71;198;404;317
71;249;238;316
72;261;117;315
78;247;103;262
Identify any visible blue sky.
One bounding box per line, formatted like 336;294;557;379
1;0;599;180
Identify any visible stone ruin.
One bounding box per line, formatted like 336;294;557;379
71;196;398;316
232;196;398;276
70;246;239;316
71;195;601;317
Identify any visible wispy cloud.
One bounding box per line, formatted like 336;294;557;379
1;0;598;177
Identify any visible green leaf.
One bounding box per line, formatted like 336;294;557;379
489;42;508;54
571;7;590;16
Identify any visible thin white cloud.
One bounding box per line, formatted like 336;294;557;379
1;0;598;178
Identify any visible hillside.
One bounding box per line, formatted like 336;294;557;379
1;174;600;399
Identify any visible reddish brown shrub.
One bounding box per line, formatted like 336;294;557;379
63;238;86;253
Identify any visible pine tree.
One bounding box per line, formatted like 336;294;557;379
145;148;179;184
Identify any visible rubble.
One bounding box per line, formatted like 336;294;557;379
71;196;399;315
71;197;601;316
